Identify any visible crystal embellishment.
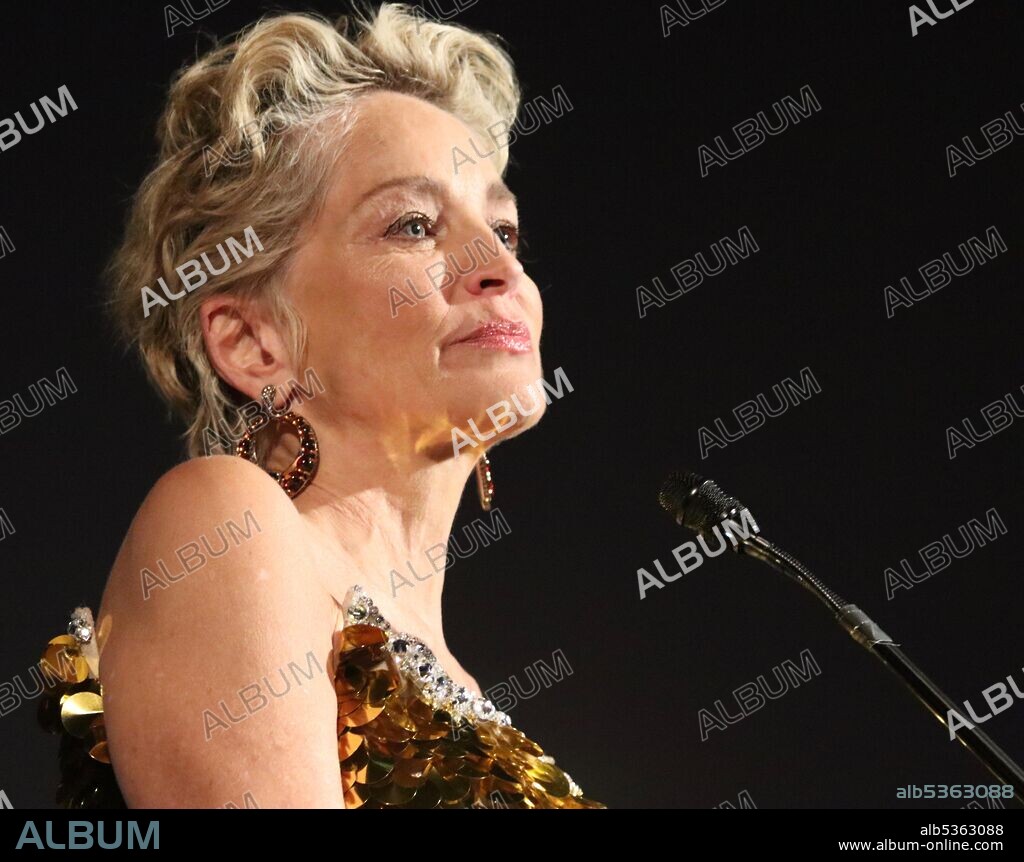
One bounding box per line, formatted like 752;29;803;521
68;618;92;644
343;584;512;727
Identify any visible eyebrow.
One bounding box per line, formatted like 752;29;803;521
354;174;517;209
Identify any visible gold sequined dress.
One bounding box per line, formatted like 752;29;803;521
36;583;605;809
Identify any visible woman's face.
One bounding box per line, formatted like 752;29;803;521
283;91;545;460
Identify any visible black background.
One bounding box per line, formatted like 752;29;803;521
1;0;1021;809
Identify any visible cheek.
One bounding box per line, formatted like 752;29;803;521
521;281;544;335
304;256;411;341
318;259;448;385
378;258;457;342
283;263;387;382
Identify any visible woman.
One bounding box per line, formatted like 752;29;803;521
37;3;604;809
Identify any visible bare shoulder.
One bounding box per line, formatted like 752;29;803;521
97;456;345;808
130;454;300;537
102;455;306;605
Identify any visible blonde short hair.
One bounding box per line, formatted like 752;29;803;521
106;2;520;457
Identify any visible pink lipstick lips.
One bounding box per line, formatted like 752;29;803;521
451;319;531;354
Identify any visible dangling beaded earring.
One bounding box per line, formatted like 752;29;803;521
235;384;319;498
475;451;494;511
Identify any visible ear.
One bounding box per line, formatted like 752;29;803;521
199;294;297;402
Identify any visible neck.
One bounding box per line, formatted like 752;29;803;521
288;416;482;647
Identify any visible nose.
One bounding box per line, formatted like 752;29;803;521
450;225;524;298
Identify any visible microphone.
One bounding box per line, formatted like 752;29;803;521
659;469;845;610
658;470;759;547
657;469;1024;802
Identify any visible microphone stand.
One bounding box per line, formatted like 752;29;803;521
738;531;1024;806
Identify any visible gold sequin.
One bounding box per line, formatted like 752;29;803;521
331;622;605;809
42;636;88;684
60;691;104;738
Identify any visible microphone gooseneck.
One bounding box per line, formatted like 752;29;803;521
658;470;847;612
657;470;1024;804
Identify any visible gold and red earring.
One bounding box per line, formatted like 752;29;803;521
235;384;319;498
475;451;494;511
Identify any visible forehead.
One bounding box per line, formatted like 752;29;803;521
325;90;507;208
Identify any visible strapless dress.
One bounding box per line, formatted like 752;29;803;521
36;583;605;809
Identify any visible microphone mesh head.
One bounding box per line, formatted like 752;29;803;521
657;471;703;513
658;470;748;533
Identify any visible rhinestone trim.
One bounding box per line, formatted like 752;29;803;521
68;617;92;644
344;584;512;727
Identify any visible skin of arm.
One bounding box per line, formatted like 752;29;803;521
97;455;346;809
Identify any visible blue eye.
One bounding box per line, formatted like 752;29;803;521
386;212;435;239
385;213;522;255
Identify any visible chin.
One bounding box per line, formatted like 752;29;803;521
446;369;549;453
449;351;541;398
